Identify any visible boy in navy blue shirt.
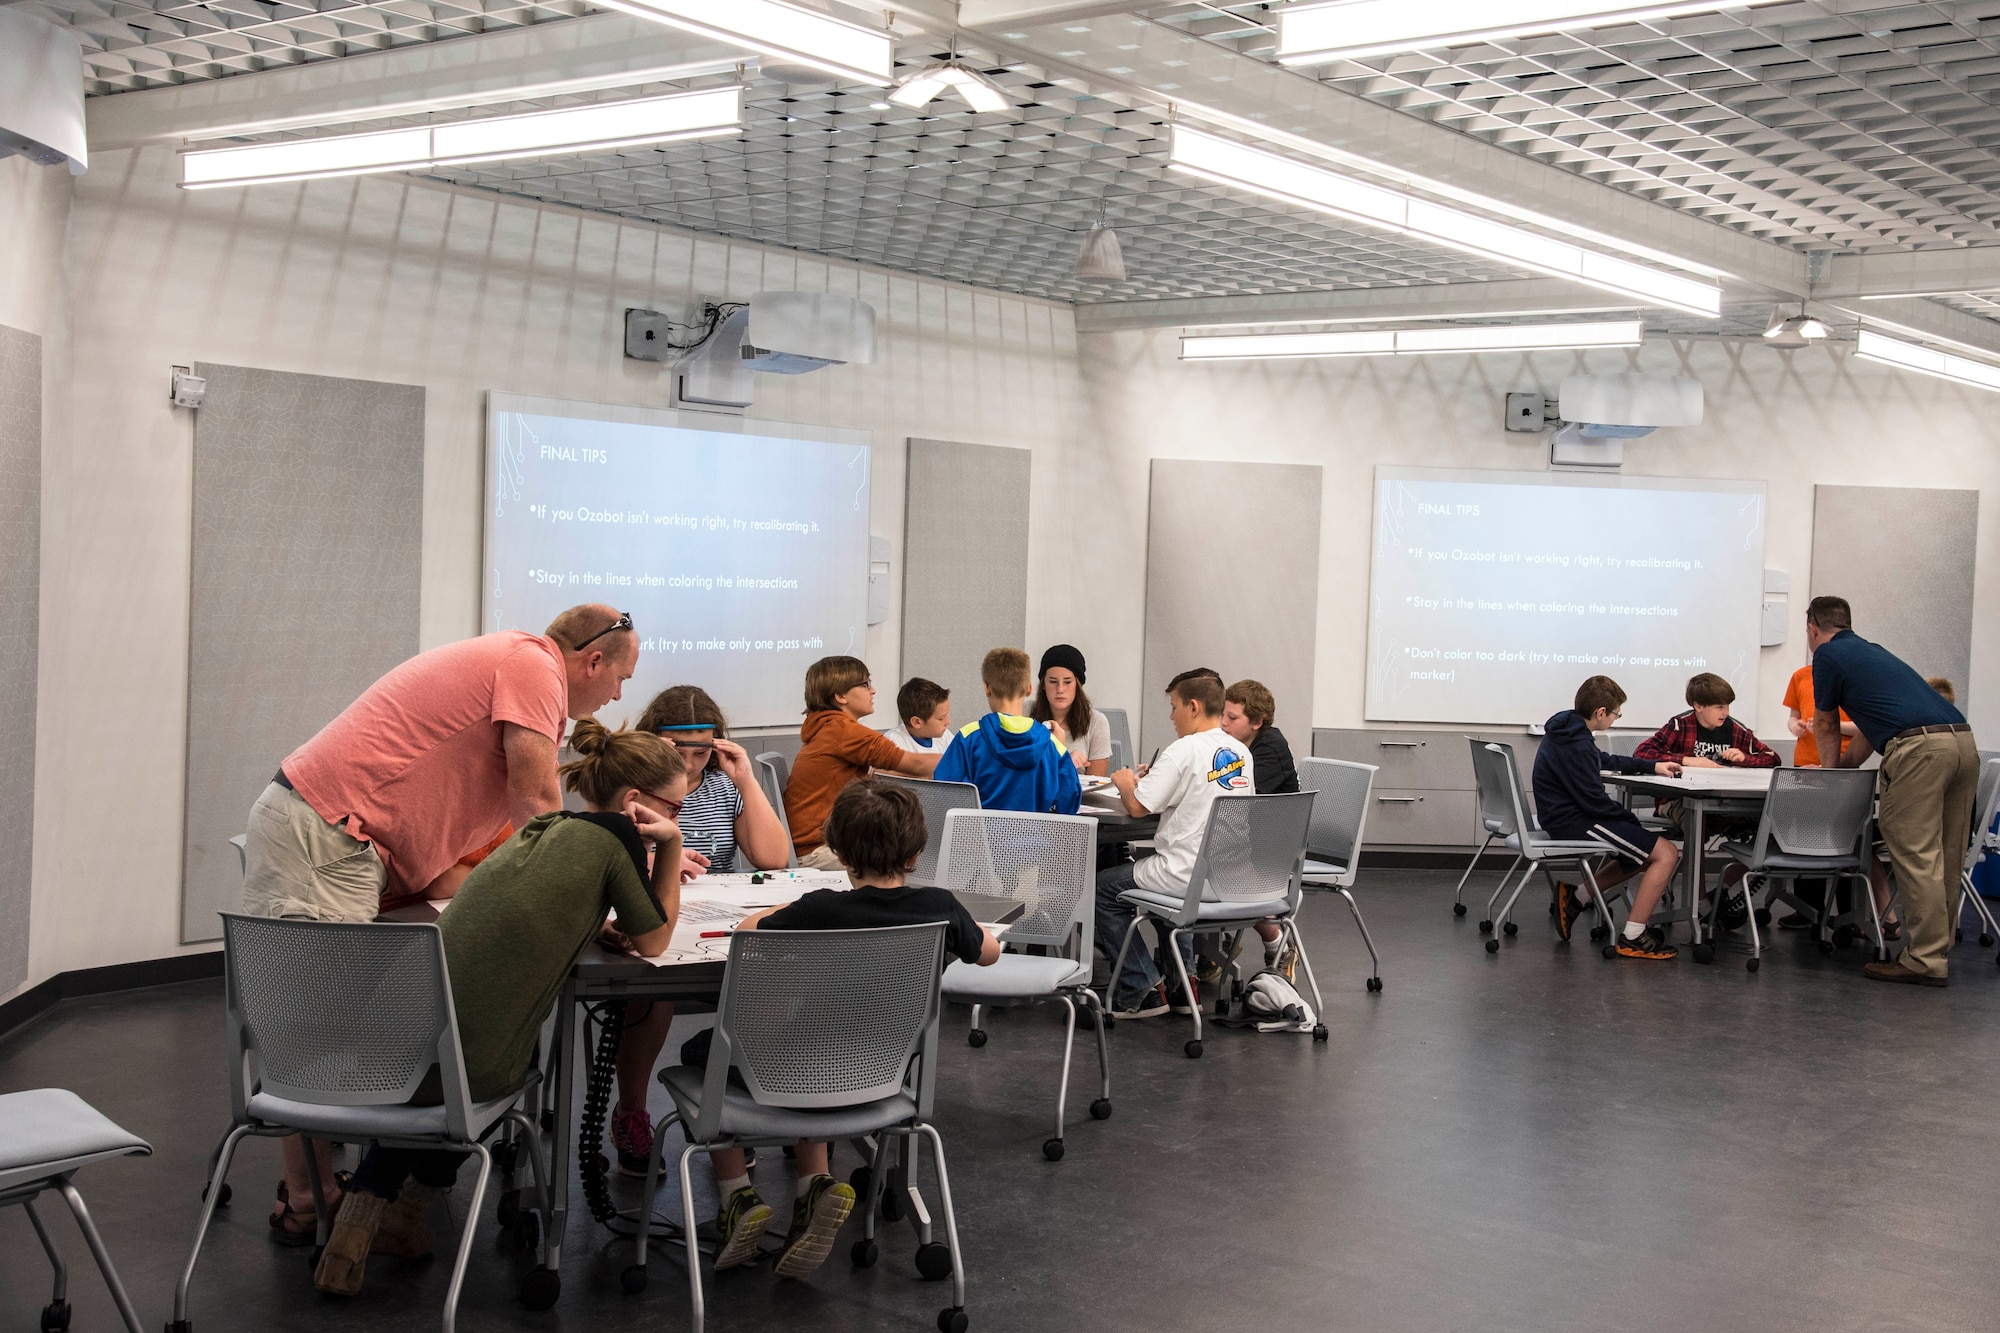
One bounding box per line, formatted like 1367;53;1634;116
935;647;1083;815
1534;675;1684;959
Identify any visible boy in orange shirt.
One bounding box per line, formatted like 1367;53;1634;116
783;656;940;867
1783;663;1855;767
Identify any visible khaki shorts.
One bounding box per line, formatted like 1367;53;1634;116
242;781;385;923
797;843;844;871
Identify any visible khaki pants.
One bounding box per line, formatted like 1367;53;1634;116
242;781;385;923
797;843;844;872
1876;730;1979;979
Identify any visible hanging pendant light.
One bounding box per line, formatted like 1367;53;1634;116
1074;211;1125;281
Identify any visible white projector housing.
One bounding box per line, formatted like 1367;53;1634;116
666;292;878;411
0;9;88;173
1557;372;1703;436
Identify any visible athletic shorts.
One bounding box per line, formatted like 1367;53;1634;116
1582;817;1662;870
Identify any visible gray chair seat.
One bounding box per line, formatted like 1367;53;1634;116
658;1065;918;1141
247;1083;526;1143
1118;886;1292;920
1300;857;1350;880
0;1089;150;1192
1720;843;1858;873
942;954;1087;999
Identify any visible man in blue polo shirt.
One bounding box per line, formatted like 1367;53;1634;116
1807;595;1978;986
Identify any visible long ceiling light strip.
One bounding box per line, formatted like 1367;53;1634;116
181;86;744;189
1855;330;2000;394
1180;321;1645;361
1168;127;1721;317
1277;0;1787;64
592;0;893;85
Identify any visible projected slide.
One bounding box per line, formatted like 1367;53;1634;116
1366;467;1766;726
484;394;871;730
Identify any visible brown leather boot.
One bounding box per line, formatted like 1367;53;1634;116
370;1182;439;1258
313;1191;388;1294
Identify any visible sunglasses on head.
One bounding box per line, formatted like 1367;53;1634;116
572;611;633;651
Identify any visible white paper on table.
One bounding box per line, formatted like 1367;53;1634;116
636;870;844;966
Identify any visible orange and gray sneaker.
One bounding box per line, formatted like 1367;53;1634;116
1614;924;1678;960
1553;882;1588;941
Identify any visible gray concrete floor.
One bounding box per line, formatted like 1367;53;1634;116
5;870;1999;1333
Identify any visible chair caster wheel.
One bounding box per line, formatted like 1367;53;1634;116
1746;957;1760;973
1589;925;1609;942
848;1165;871;1200
1312;1024;1328;1042
1090;1098;1112;1120
1101;1013;1116;1030
496;1188;521;1227
200;1181;232;1208
1691;943;1715;965
915;1241;954;1281
1453;902;1467;917
1477;919;1493;934
40;1299;70;1331
1184;1039;1203;1058
518;1265;561;1310
881;1190;905;1222
1873;948;1892;964
510;1209;542;1254
966;1029;987;1048
1502;922;1518;937
1982;934;1995;948
1366;976;1382;992
1043;1138;1065;1161
620;1264;648;1295
938;1306;970;1333
1601;945;1617;959
1484;938;1499;954
1818;939;1835;954
852;1238;879;1267
165;1321;192;1333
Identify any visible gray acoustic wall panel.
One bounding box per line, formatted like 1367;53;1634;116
1141;460;1322;760
182;364;424;942
900;438;1032;722
0;325;40;995
1810;485;1978;691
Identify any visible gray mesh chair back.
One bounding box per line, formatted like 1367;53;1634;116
871;774;981;884
1108;738;1127;773
754;754;798;866
762;750;791;794
1470;740;1531;839
937;809;1097;955
230;833;247;877
1965;759;2000;875
220;913;479;1137
1298;759;1376;878
1181;791;1316;917
701;924;946;1119
1750;768;1876;861
1101;708;1134;771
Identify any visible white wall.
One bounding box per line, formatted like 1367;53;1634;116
5;146;1084;1001
1077;331;2000;741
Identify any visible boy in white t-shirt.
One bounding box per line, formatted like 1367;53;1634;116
884;677;953;757
1096;671;1253;1018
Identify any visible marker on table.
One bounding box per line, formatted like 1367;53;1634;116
699;929;734;939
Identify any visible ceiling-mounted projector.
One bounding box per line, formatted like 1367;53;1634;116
0;9;88;174
626;292;877;411
1548;372;1703;469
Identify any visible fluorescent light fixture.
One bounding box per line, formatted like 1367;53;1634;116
1277;0;1786;65
888;61;1012;114
593;0;893;85
1855;329;2000;394
1180;320;1644;360
1761;307;1829;348
181;86;743;189
1168;127;1721;317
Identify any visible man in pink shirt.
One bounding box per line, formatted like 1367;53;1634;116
239;604;636;1243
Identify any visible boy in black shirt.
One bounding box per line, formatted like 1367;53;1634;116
686;780;998;1278
1221;678;1301;971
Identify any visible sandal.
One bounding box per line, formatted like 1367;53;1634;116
1881;919;1902;942
269;1175;350;1247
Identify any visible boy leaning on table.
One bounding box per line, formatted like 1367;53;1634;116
1533;676;1684;961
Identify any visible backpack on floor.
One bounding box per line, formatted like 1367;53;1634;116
1216;968;1318;1034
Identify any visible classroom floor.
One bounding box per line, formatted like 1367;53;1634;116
5;869;1998;1333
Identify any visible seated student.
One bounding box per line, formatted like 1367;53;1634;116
593;686;792;1178
885;677;954;757
1221;679;1298;970
1097;670;1252;1016
935;648;1083;815
1030;644;1111;776
1634;673;1780;770
785;656;940;869
1535;676;1684;961
685;780;999;1278
313;721;684;1294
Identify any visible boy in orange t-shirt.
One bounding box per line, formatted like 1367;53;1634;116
783;656;941;867
1782;663;1855;767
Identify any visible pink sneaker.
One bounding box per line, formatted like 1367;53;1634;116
612;1109;655;1178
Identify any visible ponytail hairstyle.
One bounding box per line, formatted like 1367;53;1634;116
560;719;686;808
636;684;729;775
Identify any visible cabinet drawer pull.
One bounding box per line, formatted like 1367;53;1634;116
1377;741;1422;749
1376;796;1421;804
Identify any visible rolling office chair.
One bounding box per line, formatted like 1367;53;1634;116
1469;741;1628;956
1955;758;2000;954
869;773;982;884
1715;768;1877;973
936;808;1110;1159
1297;758;1384;992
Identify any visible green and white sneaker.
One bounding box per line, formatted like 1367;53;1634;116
712;1186;773;1271
774;1175;855;1279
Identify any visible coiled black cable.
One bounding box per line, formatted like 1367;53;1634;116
578;999;627;1227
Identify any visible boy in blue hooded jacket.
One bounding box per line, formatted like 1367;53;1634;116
935;647;1083;816
1533;674;1684;960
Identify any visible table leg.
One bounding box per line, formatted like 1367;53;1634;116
545;978;578;1268
1688;801;1707;946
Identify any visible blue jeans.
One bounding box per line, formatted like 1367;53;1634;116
1095;860;1194;1006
